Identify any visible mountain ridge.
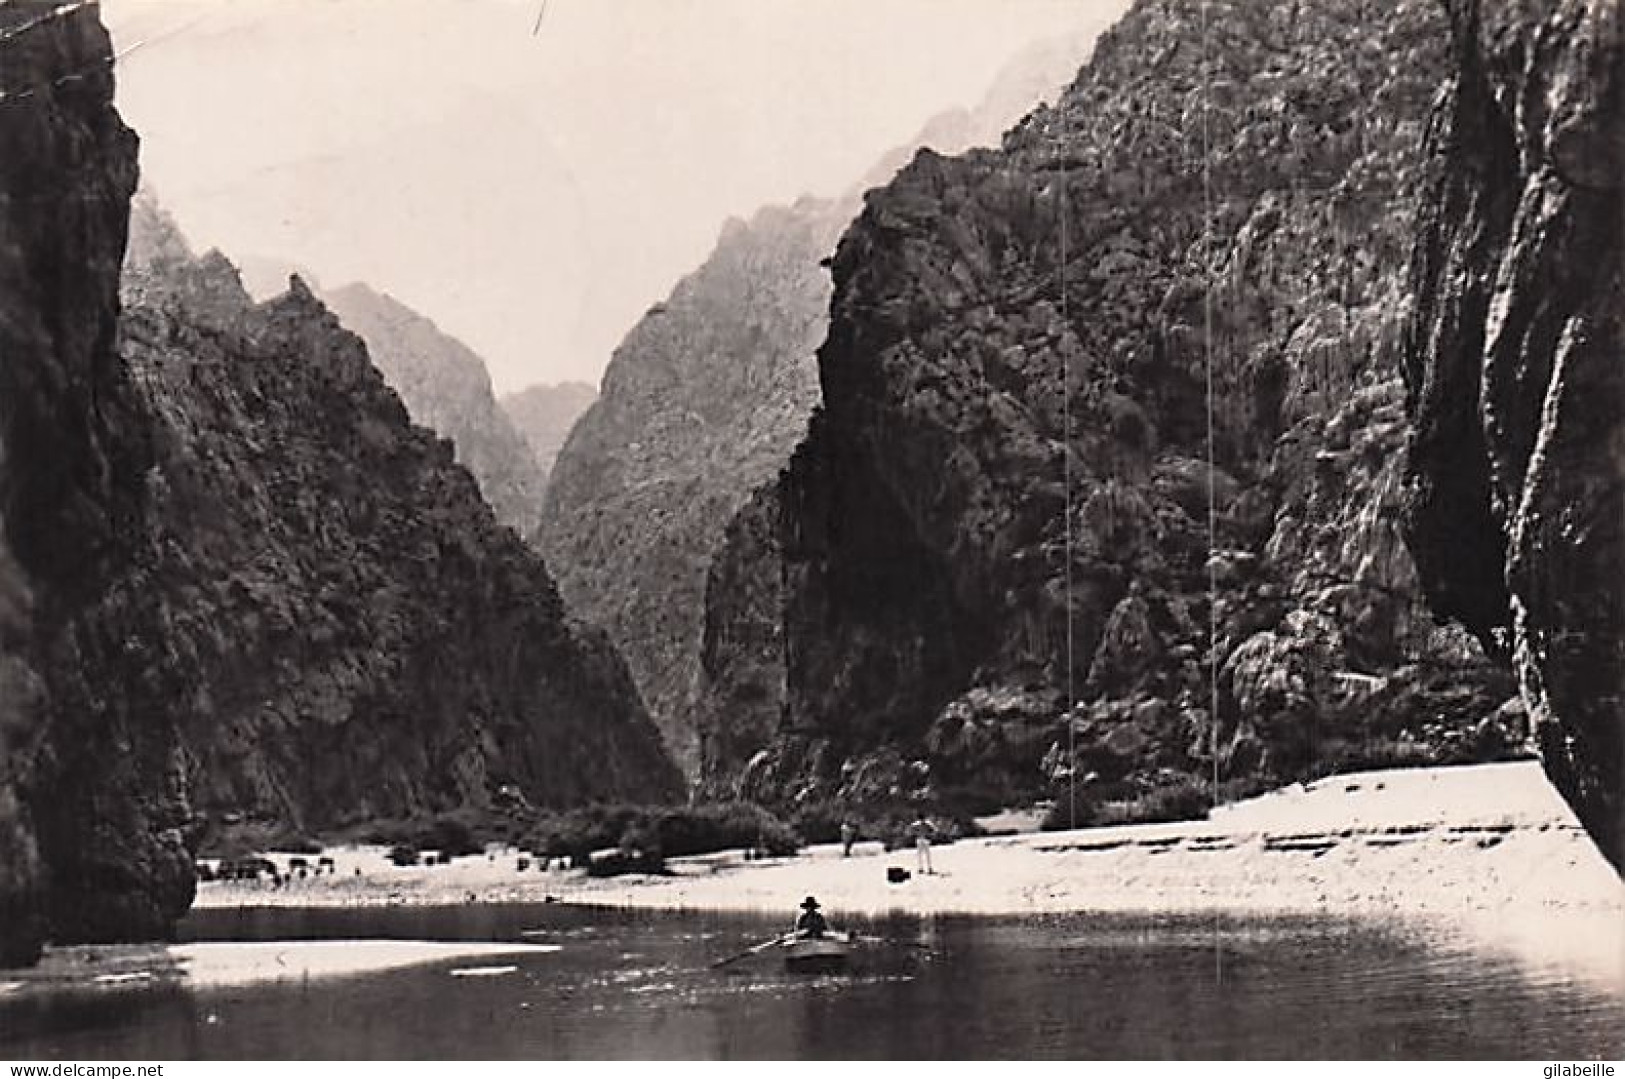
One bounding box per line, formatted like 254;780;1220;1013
141;230;549;538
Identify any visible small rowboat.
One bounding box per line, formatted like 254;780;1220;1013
781;933;851;974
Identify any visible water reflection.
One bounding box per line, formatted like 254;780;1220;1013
1;905;1619;1059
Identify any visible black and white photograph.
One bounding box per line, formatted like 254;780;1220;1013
0;0;1620;1063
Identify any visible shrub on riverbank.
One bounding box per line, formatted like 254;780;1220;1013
206;801;801;875
1042;774;1214;830
196;819;326;859
523;802;799;869
356;809;493;857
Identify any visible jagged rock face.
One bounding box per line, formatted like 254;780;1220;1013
539;203;838;779
126;194;191;272
707;0;1514;812
0;533;41;964
0;2;193;959
500;380;598;485
233;255;320;302
116;251;682;830
1402;0;1624;870
544;34;1103;787
695;485;789;796
322;282;547;537
851;20;1114;196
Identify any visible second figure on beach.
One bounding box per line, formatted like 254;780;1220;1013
908;816;936;875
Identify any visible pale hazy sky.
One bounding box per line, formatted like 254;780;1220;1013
103;0;1122;392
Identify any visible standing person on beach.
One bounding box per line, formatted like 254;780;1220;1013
908;815;936;875
840;820;857;857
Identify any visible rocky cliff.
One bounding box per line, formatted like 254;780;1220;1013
500;380;598;485
540;30;1106;784
118;226;681;832
322;281;548;537
0;1;192;961
1402;0;1623;871
702;0;1514;815
539;202;838;778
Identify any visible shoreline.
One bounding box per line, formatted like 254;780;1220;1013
184;761;1623;989
3;762;1617;998
0;940;563;998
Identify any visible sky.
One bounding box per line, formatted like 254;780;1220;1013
103;0;1125;392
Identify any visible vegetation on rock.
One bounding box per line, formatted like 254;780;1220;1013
523;802;800;870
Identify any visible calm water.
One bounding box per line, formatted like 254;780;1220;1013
2;904;1620;1059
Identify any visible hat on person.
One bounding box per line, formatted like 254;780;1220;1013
800;896;820;910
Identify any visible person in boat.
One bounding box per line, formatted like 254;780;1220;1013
794;896;830;939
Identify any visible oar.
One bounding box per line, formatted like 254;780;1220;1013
711;931;795;969
850;933;932;950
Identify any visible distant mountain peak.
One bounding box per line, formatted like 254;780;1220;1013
233;254;322;302
500;381;598;487
285;272;320;304
317;279;547;537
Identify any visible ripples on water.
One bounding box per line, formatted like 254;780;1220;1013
2;904;1619;1059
